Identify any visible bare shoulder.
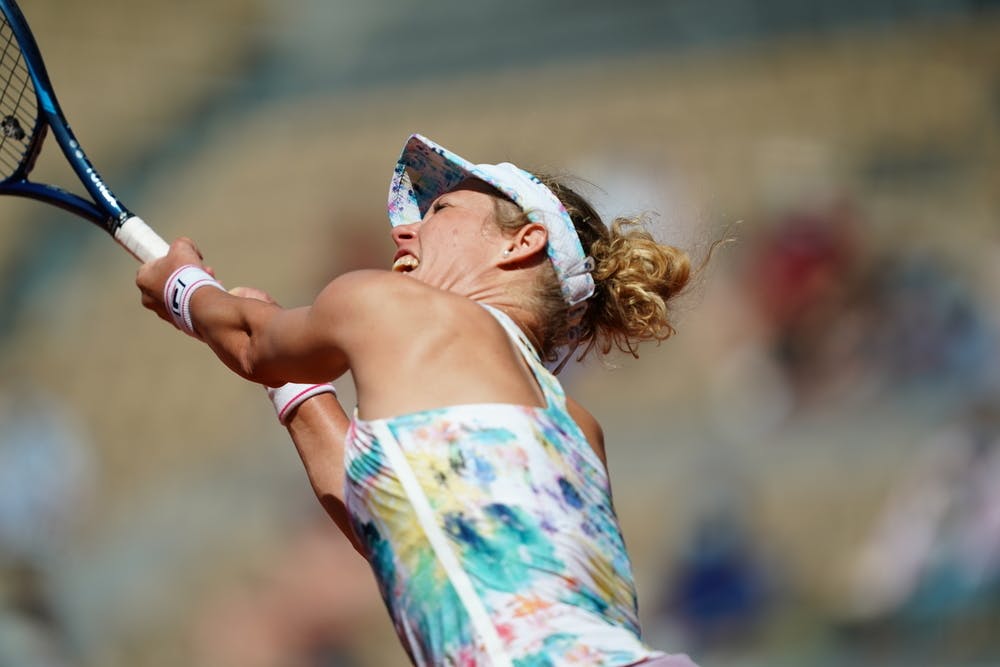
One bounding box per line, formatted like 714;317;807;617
313;269;425;310
319;270;510;330
310;272;528;419
565;395;607;468
310;270;451;334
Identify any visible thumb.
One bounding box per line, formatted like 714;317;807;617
229;286;278;305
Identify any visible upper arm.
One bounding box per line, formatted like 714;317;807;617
565;395;607;469
247;270;397;385
190;270;396;386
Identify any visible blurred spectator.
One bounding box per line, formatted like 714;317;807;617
740;199;870;408
845;401;1000;649
865;253;994;399
658;507;773;654
739;201;995;412
0;383;94;667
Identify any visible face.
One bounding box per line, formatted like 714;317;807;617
390;179;509;293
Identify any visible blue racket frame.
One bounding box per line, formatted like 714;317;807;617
0;0;133;232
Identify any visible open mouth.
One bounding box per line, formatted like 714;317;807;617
392;255;419;273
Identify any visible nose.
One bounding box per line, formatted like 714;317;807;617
391;221;419;245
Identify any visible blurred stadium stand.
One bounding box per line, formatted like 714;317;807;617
1;1;999;666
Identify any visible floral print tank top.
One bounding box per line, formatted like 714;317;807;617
344;306;662;666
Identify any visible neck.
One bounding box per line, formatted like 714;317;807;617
410;264;546;352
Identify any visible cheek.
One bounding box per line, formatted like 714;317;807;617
448;222;482;248
422;226;464;255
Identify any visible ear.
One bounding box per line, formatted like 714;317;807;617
498;222;548;267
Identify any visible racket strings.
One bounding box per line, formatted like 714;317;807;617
0;17;36;179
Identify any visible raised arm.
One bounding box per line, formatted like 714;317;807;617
135;238;352;386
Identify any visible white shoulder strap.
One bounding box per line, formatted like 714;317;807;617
479;304;542;361
480;304;566;407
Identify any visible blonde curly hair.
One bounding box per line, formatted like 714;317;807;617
492;175;692;363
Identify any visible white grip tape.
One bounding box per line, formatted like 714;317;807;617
266;383;337;424
114;215;170;262
163;265;224;337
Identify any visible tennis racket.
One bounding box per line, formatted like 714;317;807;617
0;0;168;262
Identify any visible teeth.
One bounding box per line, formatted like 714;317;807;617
392;255;419;272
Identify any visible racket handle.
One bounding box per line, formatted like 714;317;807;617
114;215;170;262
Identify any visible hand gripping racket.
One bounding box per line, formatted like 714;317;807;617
0;0;169;262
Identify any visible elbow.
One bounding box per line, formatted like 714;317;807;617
240;362;285;389
228;337;281;386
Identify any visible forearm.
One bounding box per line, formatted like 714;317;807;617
187;286;289;384
138;243;358;385
187;285;348;387
282;393;362;553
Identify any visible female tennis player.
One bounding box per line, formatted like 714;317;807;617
137;134;698;667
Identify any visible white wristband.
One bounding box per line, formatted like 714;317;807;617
163;265;224;337
266;382;336;425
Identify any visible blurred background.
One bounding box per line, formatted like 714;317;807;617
1;1;999;665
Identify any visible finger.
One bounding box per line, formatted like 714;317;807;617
229;286;278;304
172;237;203;262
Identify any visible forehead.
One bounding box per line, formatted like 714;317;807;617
438;179;521;224
445;177;514;202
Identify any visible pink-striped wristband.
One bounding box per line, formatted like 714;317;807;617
266;382;337;424
163;265;224;337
